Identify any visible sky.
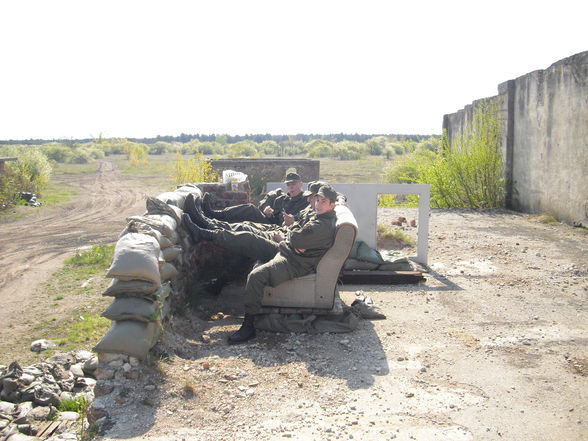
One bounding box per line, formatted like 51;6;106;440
0;0;586;141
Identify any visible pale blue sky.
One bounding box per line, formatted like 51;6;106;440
0;0;586;140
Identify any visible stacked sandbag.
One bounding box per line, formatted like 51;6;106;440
343;240;414;271
94;186;200;360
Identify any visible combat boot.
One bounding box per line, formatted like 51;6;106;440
184;194;218;229
182;214;215;243
201;193;216;217
227;314;256;344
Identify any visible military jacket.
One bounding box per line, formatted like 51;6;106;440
271;191;310;224
279;209;337;271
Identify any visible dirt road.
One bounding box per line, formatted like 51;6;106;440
0;160;157;347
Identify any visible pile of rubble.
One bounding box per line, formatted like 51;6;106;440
0;351;100;441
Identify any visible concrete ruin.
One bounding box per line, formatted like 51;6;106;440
443;51;588;226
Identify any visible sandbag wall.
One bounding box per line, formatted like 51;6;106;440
93;182;251;361
93;184;202;360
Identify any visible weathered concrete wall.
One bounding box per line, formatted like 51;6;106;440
443;51;588;226
210;158;320;189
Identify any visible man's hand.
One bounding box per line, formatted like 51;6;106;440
271;232;285;243
282;213;294;226
263;206;274;217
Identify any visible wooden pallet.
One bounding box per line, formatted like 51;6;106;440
340;270;426;285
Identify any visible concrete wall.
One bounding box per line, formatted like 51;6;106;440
443;51;588;226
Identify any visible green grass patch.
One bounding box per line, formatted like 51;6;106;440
66;244;114;267
377;224;415;246
58;396;88;414
378;194;419;208
110;153;176;186
320;156;387;183
52;161;99;175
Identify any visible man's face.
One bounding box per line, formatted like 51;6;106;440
314;195;336;215
286;181;304;196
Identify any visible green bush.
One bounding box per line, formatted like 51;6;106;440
0;175;18;209
45;146;73;163
306;139;333;158
8;149;52;194
384;102;503;208
332;141;365;160
69;149;93;164
227;141;258;157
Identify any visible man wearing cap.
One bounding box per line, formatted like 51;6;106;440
183;180;325;237
182;184;340;344
201;172;309;225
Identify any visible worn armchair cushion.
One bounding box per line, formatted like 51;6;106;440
260;205;358;312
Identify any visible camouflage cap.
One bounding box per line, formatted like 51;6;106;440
306;180;324;194
316;184;338;203
284;172;301;183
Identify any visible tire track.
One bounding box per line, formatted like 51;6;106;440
0;160;157;335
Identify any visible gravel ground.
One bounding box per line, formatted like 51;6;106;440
94;208;588;441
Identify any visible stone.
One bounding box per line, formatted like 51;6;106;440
59;392;74;402
1;379;18;395
51;365;73;382
98;353;127;364
58;411;79;421
21;367;42;378
26;405;54;421
69;364;84;378
30;340;56;353
129;357;140;367
75;377;97;389
122;363;132;372
82;356;99;374
93;367;115;381
18;375;34;386
74;351;94;363
0;401;16;418
46;353;75;368
5;434;38;441
94;383;114;397
108;359;124;369
12;402;33;424
33;386;60;407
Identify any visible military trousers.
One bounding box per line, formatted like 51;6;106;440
210;204;275;224
244;254;310;314
210;230;279;262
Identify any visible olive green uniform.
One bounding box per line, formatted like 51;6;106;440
243;209;337;314
209;190;309;225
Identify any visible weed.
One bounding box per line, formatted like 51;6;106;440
58;396;88;413
66;245;114;267
377;224;415;246
529;214;558;224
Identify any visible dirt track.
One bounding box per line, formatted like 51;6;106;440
0;160;156;348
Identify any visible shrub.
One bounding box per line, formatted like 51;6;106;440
69;149;93;164
45;146;72;163
150;141;172;155
8;149;52;194
124;142;148;165
227;141;258;157
332;141;365;160
386;102;504;208
0;174;18;209
174;153;219;185
305;139;333;158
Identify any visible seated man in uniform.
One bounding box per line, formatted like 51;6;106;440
182;184;340;344
183;180;326;239
201;172;309;225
